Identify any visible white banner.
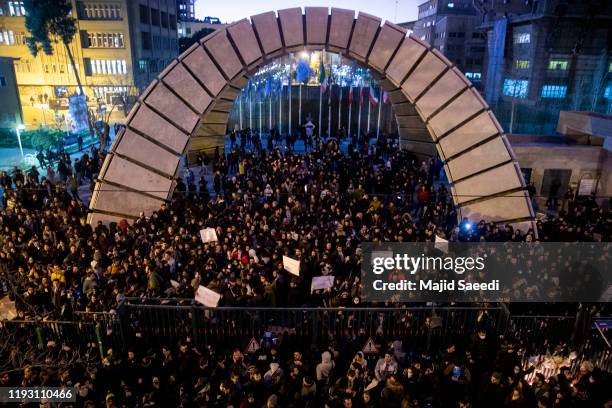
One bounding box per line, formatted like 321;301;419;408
311;276;335;292
200;227;218;243
195;285;221;307
283;256;300;276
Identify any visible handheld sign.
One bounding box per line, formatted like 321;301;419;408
283;256;300;276
246;337;260;354
195;285;221;307
170;280;180;288
0;296;17;320
311;276;335;292
434;235;449;254
362;337;380;354
200;227;218;243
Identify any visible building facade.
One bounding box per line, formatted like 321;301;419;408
413;0;486;88
479;0;612;135
176;0;195;21
0;0;179;130
0;56;22;129
178;18;226;39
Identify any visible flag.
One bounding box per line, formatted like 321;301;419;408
383;91;390;104
264;75;272;97
369;86;379;105
319;61;327;94
246;80;254;101
359;87;365;106
255;81;264;102
348;87;353;105
296;60;311;84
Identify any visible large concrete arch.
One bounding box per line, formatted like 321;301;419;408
88;7;535;232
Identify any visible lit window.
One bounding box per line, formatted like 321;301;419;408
515;60;530;69
503;79;529;98
448;2;455;7
513;33;530;44
465;72;482;80
8;1;25;16
603;85;612;100
548;60;568;70
608;62;612;72
541;85;567;99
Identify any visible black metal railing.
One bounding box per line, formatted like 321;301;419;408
2;301;608;369
119;301;507;352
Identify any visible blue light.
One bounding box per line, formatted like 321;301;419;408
464;223;472;231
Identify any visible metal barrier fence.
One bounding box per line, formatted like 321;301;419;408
0;311;123;357
119;301;507;353
2;302;609;366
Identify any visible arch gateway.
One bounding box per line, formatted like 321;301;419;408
88;7;535;232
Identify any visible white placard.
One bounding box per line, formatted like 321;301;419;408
283;256;300;276
435;235;449;253
311;276;335;292
199;227;218;243
371;251;393;265
578;178;596;196
0;296;17;320
195;285;221;307
170;280;180;288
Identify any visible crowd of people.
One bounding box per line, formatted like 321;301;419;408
0;129;611;406
1;323;610;407
1;132;609;316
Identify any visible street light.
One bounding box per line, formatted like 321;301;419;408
15;124;26;158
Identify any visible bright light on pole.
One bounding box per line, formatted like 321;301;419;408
16;124;26;158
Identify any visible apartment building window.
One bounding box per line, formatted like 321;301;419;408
472;32;485;39
604;85;612;99
161;12;168;28
8;1;25;16
470;46;485;53
465;72;482;80
608;62;612;72
169;14;177;30
447;2;455;7
86;32;124;48
140;5;149;24
87;59;127;76
515;60;530;69
0;76;6;87
503;79;529;98
513;33;530;44
138;59;148;74
541;85;567;99
548;60;568;71
142;32;152;50
80;3;122;20
151;8;160;26
0;30;15;45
